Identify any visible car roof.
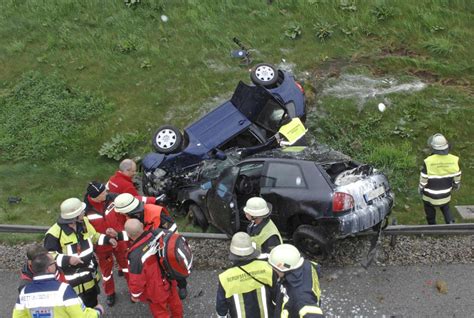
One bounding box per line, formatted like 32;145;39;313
185;101;251;149
246;145;352;164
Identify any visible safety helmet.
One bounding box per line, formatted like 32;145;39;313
229;232;259;260
429;133;449;151
114;193;141;214
60;198;86;220
243;197;270;217
268;244;304;272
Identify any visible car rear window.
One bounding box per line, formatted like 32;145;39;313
264;162;306;188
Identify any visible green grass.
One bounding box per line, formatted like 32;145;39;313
0;0;473;240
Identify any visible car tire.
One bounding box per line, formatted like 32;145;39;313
292;225;330;258
189;204;209;231
152;125;183;154
250;63;278;88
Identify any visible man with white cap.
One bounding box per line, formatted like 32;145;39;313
419;133;462;224
216;232;277;318
244;197;282;253
268;244;323;318
44;197;117;308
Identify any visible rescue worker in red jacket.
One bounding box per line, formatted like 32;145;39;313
107;158;166;203
124;218;183;318
83;181;132;307
114;193;188;299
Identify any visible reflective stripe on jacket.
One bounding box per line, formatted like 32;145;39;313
44;218;104;294
217;259;276;318
419;154;461;205
13;274;101;318
275;260;322;318
248;218;283;253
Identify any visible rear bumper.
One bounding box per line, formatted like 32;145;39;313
337;195;394;237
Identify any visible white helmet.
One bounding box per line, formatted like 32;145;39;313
114;193;141;214
229;232;259;260
60;198;86;221
268;244;304;272
243;197;270;217
429;133;449;151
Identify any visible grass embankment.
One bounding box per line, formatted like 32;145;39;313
0;1;473;242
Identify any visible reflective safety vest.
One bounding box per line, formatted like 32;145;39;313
218;260;274;318
278;118;307;147
419;154;461;206
250;219;283;253
13;274;101;318
45;218;104;295
276;260;322;318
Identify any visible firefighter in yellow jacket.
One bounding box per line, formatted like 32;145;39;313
419;133;461;224
44;198;117;308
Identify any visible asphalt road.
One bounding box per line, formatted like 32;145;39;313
2;263;474;317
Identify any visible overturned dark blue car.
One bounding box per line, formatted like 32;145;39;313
142;63;306;193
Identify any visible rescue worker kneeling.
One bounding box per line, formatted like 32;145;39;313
216;232;277;318
44;198;117;308
268;244;323;318
244;197;283;253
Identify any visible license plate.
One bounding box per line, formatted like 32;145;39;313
364;185;385;203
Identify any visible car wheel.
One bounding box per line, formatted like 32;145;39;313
292;225;330;258
188;204;209;231
153;125;183;154
250;63;278;88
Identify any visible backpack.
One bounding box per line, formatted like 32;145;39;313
151;229;193;280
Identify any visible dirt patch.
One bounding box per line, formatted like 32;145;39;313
381;47;420;58
409;69;439;83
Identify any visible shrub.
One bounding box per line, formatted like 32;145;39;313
99;132;141;161
284;22;302;39
0;72;111;161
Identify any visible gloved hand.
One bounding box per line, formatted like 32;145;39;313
453;183;461;191
418;187;424;196
155;194;168;204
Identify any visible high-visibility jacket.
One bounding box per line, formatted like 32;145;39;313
275;260;322;318
142;204;177;232
44;218;112;295
13;274;102;318
247;218;283;253
216;259;276;318
419;154;461;206
107;171;157;202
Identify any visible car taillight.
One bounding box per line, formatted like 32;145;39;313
295;81;304;93
332;192;354;212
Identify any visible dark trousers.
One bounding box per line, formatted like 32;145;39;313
79;284;99;308
177;278;187;289
423;201;453;224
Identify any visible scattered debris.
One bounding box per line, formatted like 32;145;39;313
7;197;22;204
435;279;448;294
160;15;169;22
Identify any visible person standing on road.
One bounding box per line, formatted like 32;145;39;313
84;181;130;307
114;193;187;299
268;244;323;318
13;252;104;318
244;197;283;253
125;219;183;318
44;197;117;308
216;232;277;318
107;158;166;202
419;133;462;224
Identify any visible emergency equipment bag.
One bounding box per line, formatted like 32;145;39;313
150;228;193;280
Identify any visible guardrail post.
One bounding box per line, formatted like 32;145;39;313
389;218;398;247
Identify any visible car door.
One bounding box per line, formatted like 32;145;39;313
206;166;240;235
259;160;312;233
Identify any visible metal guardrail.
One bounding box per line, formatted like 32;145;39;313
1;223;473;238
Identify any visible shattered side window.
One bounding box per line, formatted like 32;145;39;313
216;166;239;199
264;162;306;188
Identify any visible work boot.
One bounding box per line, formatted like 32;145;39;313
178;287;187;300
106;293;116;307
117;269;124;277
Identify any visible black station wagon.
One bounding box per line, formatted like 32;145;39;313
175;146;394;255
